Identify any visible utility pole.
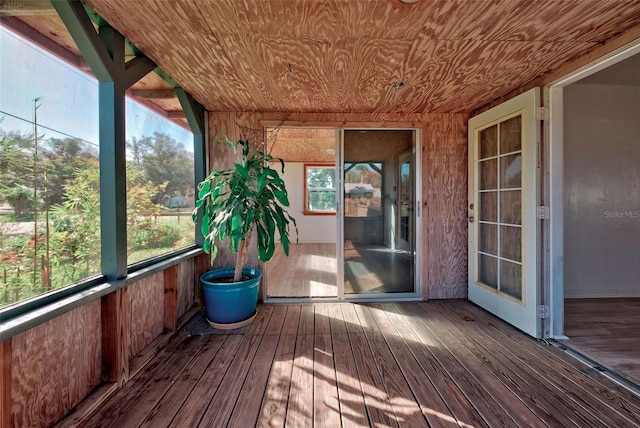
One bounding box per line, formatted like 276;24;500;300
32;97;41;287
44;165;51;289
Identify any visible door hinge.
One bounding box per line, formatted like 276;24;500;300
537;305;550;319
536;206;550;220
536;106;549;121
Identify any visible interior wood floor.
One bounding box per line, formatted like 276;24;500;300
64;301;640;428
266;243;413;298
344;241;413;294
266;243;337;298
561;297;640;386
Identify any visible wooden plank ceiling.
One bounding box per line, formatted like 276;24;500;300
3;0;640;116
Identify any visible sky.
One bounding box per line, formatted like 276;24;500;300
0;26;193;152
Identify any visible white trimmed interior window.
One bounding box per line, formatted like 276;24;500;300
304;164;336;215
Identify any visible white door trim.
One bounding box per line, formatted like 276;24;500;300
546;40;640;339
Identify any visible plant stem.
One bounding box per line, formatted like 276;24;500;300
234;238;247;282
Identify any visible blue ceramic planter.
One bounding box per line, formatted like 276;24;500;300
200;267;261;327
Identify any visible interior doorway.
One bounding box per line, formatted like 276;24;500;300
264;127;420;300
264;127;339;298
549;48;640;386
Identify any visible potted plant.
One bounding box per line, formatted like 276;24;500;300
192;136;297;329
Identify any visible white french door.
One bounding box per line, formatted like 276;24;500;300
468;88;541;338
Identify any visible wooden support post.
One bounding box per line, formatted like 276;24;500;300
193;253;210;306
0;338;12;428
101;289;130;386
163;265;178;333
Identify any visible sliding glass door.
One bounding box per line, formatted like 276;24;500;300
263;127;420;300
342;130;417;296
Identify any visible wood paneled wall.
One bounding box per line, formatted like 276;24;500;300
177;258;196;319
1;256;206;427
129;272;164;357
208;112;469;299
9;301;102;427
423;115;469;299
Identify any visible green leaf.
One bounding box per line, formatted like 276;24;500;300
192;135;297;263
202;236;211;254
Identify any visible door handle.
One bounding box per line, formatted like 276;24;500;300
467;216;474;223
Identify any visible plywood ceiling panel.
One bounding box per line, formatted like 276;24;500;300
267;128;336;162
33;0;640;113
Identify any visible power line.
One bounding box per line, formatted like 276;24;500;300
0;109;99;148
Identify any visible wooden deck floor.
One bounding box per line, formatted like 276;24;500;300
69;301;640;428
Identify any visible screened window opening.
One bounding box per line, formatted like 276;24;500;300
0;25;101;308
126;107;195;265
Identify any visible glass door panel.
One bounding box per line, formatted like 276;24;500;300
342;130;415;295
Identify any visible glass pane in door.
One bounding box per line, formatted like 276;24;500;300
343;130;415;295
476;115;523;301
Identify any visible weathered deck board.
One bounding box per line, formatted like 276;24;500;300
198;333;263;427
256;333;296;428
62;301;640;428
313;333;340;427
447;300;640;426
332;332;369;428
227;332;280;428
368;303;461;428
396;302;535;427
342;304;399;427
380;303;490;428
354;305;427;427
424;302;599;427
286;327;314;427
139;335;226;427
168;334;243;427
82;335;209;427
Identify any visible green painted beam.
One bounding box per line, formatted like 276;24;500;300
175;88;205;134
122;55;157;88
175;88;207;246
80;1;180;90
54;0;204;273
51;0;113;81
99;80;128;279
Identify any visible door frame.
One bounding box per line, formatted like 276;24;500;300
262;124;422;302
546;40;640;338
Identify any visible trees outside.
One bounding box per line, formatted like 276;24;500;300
345;163;382;189
306;165;336;212
0;128;36;218
128;132;193;204
0;128;194;307
344;163;383;217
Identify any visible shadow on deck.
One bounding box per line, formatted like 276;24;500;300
60;300;640;427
